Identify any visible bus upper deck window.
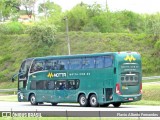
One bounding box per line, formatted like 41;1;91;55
104;56;113;68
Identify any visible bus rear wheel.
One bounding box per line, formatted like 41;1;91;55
100;103;109;107
79;94;88;107
51;103;57;106
30;94;38;105
89;94;99;107
113;102;121;107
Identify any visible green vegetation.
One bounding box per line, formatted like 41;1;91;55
124;84;160;105
142;79;160;83
0;95;17;102
0;32;160;87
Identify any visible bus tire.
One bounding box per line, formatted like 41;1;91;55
89;94;99;107
100;103;109;107
113;102;121;107
51;103;57;106
30;94;38;105
79;94;88;107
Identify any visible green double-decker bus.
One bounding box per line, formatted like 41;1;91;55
12;52;142;107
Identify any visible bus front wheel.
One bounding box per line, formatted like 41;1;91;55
113;102;121;107
51;103;57;106
89;94;99;107
79;94;88;107
30;94;38;105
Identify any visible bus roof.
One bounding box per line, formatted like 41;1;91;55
24;52;139;60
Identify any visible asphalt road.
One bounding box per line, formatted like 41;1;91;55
0;102;160;117
0;101;159;111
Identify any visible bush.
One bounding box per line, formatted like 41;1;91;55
27;23;57;47
0;22;25;34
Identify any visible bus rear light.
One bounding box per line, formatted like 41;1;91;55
116;83;121;95
140;83;142;94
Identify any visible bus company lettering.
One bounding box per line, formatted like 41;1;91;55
47;72;66;78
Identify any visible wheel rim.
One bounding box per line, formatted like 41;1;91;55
80;96;86;105
91;97;97;106
31;96;35;104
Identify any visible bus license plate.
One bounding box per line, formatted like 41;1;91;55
128;98;133;101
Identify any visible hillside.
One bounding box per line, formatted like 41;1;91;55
0;32;160;88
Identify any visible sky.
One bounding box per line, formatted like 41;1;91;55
36;0;160;14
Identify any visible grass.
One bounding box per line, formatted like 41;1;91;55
124;83;160;106
142;79;160;83
0;32;160;84
0;95;17;102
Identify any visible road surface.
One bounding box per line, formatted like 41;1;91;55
0;102;160;117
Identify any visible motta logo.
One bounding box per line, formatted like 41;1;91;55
47;72;67;78
47;72;54;78
124;55;136;62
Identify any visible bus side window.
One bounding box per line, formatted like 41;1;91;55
45;60;53;70
69;58;82;70
58;59;69;70
104;56;113;68
52;60;58;70
36;81;44;90
30;80;36;90
54;80;66;90
30;60;45;72
68;80;80;90
95;57;104;68
82;57;95;69
47;81;54;90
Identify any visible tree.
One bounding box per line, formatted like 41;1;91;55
38;1;62;20
65;3;89;31
0;0;20;21
20;0;36;18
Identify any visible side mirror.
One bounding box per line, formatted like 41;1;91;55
11;73;19;82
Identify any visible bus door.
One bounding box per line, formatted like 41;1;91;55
103;79;114;101
18;59;33;102
54;80;68;102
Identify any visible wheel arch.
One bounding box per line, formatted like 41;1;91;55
87;92;98;100
77;92;86;102
28;92;36;101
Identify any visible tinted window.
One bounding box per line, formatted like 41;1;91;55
95;57;104;68
46;81;55;90
30;60;45;73
58;59;69;70
45;60;53;70
104;56;113;67
82;57;95;69
36;80;47;90
55;80;66;90
67;80;80;90
30;81;36;90
69;58;82;70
